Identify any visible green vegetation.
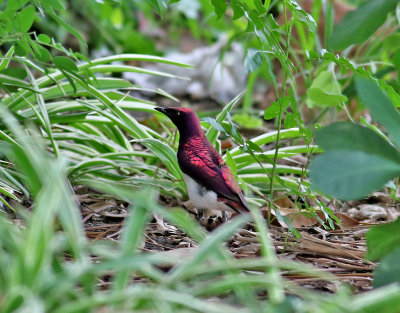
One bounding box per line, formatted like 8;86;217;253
0;0;400;312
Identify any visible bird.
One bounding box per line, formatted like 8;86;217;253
155;106;249;215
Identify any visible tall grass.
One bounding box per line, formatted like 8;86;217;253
1;107;399;312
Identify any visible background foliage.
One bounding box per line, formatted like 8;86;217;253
0;0;400;312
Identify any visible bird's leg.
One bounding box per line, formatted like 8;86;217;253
183;200;197;217
222;211;228;222
197;208;225;230
197;208;205;219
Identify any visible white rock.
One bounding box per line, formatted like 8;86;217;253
124;38;246;103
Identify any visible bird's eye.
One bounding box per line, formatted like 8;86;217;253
177;111;181;116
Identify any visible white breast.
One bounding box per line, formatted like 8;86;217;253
182;174;234;213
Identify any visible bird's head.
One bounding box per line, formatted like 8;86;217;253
155;106;202;138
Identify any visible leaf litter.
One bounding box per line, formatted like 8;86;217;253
72;184;400;294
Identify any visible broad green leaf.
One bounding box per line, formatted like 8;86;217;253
38;34;51;44
15;41;29;56
310;122;400;200
37;46;52;63
211;0;228;18
232;113;262;129
306;71;347;108
7;0;29;10
244;48;262;73
287;0;317;32
230;0;244;19
202;116;226;133
355;77;400;148
54;56;79;72
0;68;27;80
16;5;35;32
284;112;297;129
373;247;400;287
328;0;398;50
40;0;64;10
366;218;400;261
264;97;290;120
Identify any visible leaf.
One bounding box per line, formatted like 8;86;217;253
54;56;78;72
244;48;262;73
351;284;400;313
263;101;281;120
0;46;14;71
373;246;400;287
113;189;152;291
0;68;27;80
47;10;87;47
366;218;400;261
38;34;51;44
230;0;244;19
264;96;290;120
205;92;244;144
355;77;400;148
232;113;262;129
284;112;297;129
324;2;334;48
272;208;359;228
40;0;64;10
0;74;34;90
16;5;36;32
202;117;226;132
310;122;400;200
246;140;263;153
15;41;30;56
287;0;317;32
328;0;398;50
149;0;168;15
37;46;52;63
7;0;29;10
225;150;237;176
211;0;228;18
306;71;347;108
166;215;249;282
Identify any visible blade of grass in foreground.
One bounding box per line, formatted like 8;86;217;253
112;188;154;292
250;205;284;304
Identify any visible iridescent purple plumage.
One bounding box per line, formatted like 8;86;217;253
155;107;249;214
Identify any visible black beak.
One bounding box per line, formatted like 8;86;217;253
155;107;167;114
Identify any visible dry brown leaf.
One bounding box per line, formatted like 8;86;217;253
271;208;359;228
315;211;359;228
274;197;295;209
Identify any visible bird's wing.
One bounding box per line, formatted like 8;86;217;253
178;136;248;211
218;160;249;211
